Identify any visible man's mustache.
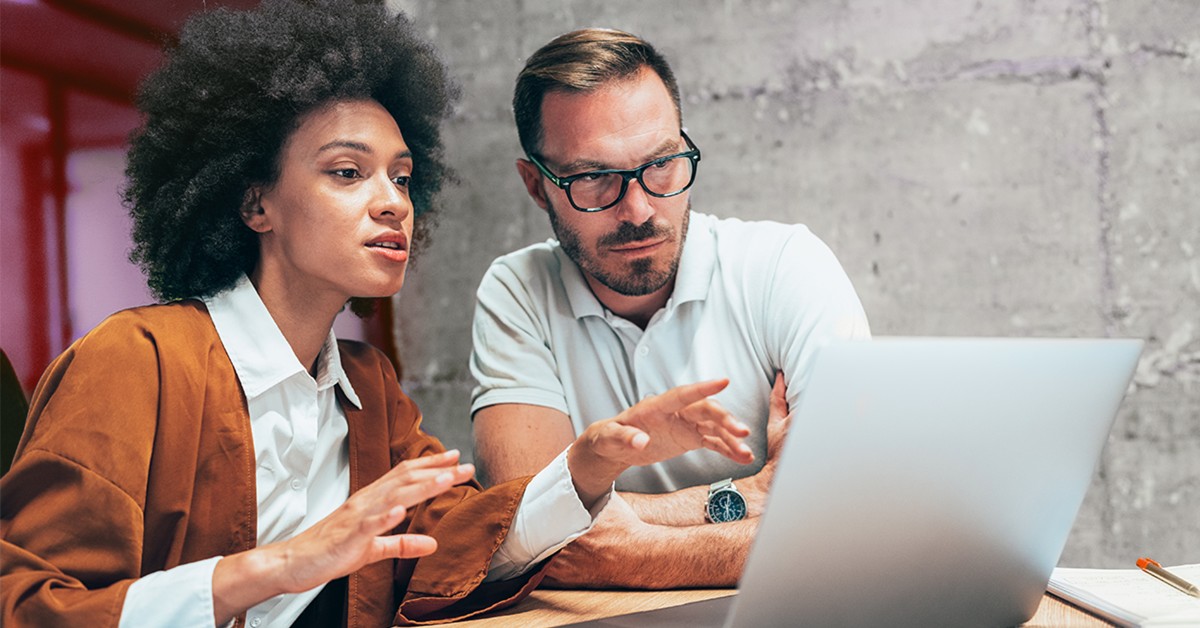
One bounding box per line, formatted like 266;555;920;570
599;221;672;247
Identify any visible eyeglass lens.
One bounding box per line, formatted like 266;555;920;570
569;155;695;210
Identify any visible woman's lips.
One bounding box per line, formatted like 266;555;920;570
366;234;409;263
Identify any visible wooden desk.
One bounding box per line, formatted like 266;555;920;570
448;589;1112;627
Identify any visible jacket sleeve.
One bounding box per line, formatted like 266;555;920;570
0;315;161;628
380;365;551;625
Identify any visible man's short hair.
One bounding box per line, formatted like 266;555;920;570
512;28;681;157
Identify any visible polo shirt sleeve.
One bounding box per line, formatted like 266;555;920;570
470;262;570;417
766;227;872;410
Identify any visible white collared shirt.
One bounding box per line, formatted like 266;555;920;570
120;276;602;627
471;212;871;493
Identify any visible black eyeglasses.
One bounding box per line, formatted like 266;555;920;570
527;131;701;212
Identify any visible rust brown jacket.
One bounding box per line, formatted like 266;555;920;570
0;301;546;626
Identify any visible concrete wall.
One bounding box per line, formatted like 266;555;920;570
389;0;1199;567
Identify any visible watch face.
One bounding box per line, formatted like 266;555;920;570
707;489;747;523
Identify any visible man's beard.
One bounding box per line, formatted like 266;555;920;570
548;202;690;297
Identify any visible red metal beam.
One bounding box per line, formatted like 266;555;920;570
43;0;173;47
364;298;403;380
47;83;72;353
1;53;134;105
19;143;51;393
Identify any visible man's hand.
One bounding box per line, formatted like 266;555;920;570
543;494;646;588
567;379;754;507
544;492;757;589
742;372;790;516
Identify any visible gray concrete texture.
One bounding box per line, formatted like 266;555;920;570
388;1;1199;567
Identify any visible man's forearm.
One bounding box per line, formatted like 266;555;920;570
546;518;758;589
621;475;769;526
621;488;709;526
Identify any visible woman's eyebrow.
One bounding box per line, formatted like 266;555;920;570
318;139;373;154
317;140;413;161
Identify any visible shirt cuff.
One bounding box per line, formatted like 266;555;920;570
119;555;223;628
484;446;611;581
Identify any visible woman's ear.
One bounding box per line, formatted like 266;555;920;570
240;186;271;233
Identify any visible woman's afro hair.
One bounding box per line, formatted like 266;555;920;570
125;0;456;302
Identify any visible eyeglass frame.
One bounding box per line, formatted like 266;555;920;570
525;131;702;212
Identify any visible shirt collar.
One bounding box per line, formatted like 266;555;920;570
203;275;361;408
557;211;716;320
557;247;606;320
671;211;715;306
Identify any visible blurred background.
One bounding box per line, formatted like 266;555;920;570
2;0;1196;569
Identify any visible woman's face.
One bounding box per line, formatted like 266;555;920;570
246;99;416;307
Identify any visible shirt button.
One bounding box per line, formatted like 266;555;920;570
638;346;650;357
290;478;303;491
250;618;262;627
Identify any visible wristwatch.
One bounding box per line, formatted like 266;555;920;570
705;478;747;523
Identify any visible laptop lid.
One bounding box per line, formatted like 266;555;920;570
565;337;1141;628
728;337;1142;627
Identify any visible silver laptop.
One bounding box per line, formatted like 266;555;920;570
568;337;1142;628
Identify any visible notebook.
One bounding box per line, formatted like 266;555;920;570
567;337;1143;628
1048;564;1200;626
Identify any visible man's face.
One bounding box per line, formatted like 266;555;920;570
518;67;691;301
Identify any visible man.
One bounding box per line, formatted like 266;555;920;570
470;29;870;588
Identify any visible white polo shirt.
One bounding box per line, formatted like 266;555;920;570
471;212;871;493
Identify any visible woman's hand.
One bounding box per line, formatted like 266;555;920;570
211;449;474;624
567;379;753;507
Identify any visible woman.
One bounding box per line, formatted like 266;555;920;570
0;1;754;627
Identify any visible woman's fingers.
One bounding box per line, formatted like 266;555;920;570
592;421;650;457
703;433;755;464
349;456;476;538
384;463;475;507
680;399;750;442
375;449;462;488
605;380;757;465
374;533;438;561
395;448;461;472
702;435;738;459
649;379;730;414
361;503;409;535
675;399;753;462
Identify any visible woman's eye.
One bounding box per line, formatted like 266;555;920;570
332;168;361;179
392;175;411;187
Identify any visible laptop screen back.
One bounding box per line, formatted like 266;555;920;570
730;337;1141;628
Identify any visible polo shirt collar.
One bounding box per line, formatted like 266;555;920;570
557;247;606;320
671;211;715;306
557;211;715;320
203;275;362;408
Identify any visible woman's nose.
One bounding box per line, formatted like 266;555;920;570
370;175;411;222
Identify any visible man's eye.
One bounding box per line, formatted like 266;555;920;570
581;172;605;181
332;168;361;179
